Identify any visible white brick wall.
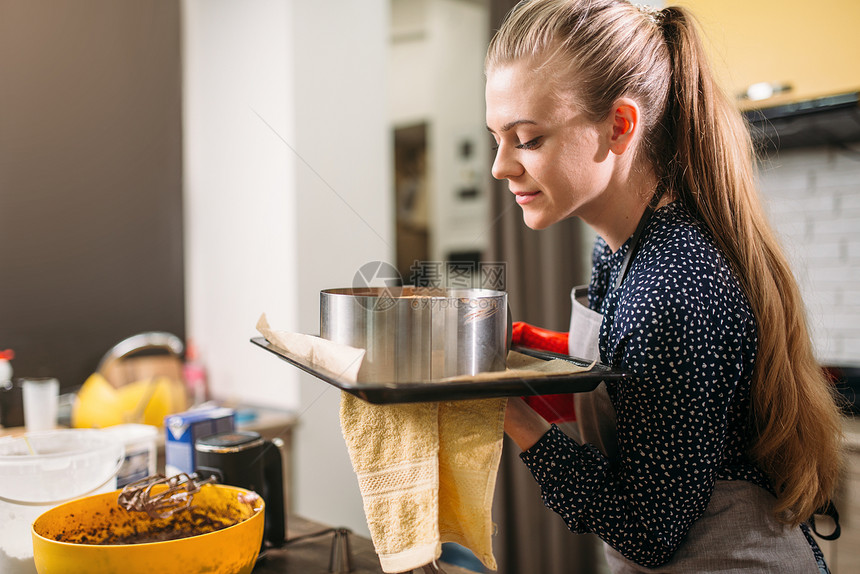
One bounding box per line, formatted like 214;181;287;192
758;147;860;366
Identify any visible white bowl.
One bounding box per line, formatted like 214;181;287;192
0;429;124;504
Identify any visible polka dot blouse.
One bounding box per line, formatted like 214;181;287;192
520;202;778;567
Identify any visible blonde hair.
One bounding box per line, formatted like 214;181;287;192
487;0;843;526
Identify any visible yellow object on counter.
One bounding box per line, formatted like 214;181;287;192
31;484;264;574
72;372;187;428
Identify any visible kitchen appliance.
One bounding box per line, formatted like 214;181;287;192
320;286;508;382
117;473;216;519
31;483;263;574
72;332;188;429
195;430;286;554
825;365;860;414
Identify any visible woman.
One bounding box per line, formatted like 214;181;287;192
486;0;844;572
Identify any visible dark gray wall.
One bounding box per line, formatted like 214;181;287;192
0;0;184;417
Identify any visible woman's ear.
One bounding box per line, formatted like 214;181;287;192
608;99;640;155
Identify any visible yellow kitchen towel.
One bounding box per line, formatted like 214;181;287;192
436;399;506;569
340;394;441;571
340;394;505;573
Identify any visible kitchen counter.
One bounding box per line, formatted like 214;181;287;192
257;515;475;574
1;421;478;573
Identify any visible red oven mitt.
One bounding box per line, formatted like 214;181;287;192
511;322;577;423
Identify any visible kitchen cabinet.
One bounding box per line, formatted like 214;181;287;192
674;0;860;109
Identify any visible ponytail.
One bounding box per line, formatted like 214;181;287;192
659;6;843;525
487;0;843;527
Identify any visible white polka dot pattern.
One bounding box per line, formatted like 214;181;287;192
518;202;811;567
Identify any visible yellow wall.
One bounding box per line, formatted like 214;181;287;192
673;0;860;108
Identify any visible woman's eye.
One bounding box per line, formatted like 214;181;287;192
516;137;543;150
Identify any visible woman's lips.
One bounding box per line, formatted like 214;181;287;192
514;190;541;205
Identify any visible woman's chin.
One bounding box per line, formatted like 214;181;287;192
522;210;554;230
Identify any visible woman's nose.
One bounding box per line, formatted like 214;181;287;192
491;144;523;180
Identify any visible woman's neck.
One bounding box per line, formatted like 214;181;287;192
585;172;664;252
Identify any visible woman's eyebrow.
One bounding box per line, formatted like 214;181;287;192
486;119;538;134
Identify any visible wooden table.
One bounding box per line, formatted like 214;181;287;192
255;515;475;574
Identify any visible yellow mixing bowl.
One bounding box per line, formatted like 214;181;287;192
31;484;264;574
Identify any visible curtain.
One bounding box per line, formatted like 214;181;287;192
487;1;606;572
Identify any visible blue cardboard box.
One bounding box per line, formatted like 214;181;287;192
164;407;235;476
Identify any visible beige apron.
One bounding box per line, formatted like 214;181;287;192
567;239;820;573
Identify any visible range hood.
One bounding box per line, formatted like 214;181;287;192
744;91;860;152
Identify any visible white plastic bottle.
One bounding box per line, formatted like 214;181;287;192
0;349;12;387
0;349;14;428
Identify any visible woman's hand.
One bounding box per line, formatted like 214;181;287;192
505;397;552;451
511;322;569;354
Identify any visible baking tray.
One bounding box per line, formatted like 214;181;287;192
251;336;630;404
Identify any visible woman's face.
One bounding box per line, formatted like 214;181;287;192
486;61;615;230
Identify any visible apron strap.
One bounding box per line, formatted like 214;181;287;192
810;500;841;541
613;204;654;291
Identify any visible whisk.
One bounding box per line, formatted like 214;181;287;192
118;473;216;519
